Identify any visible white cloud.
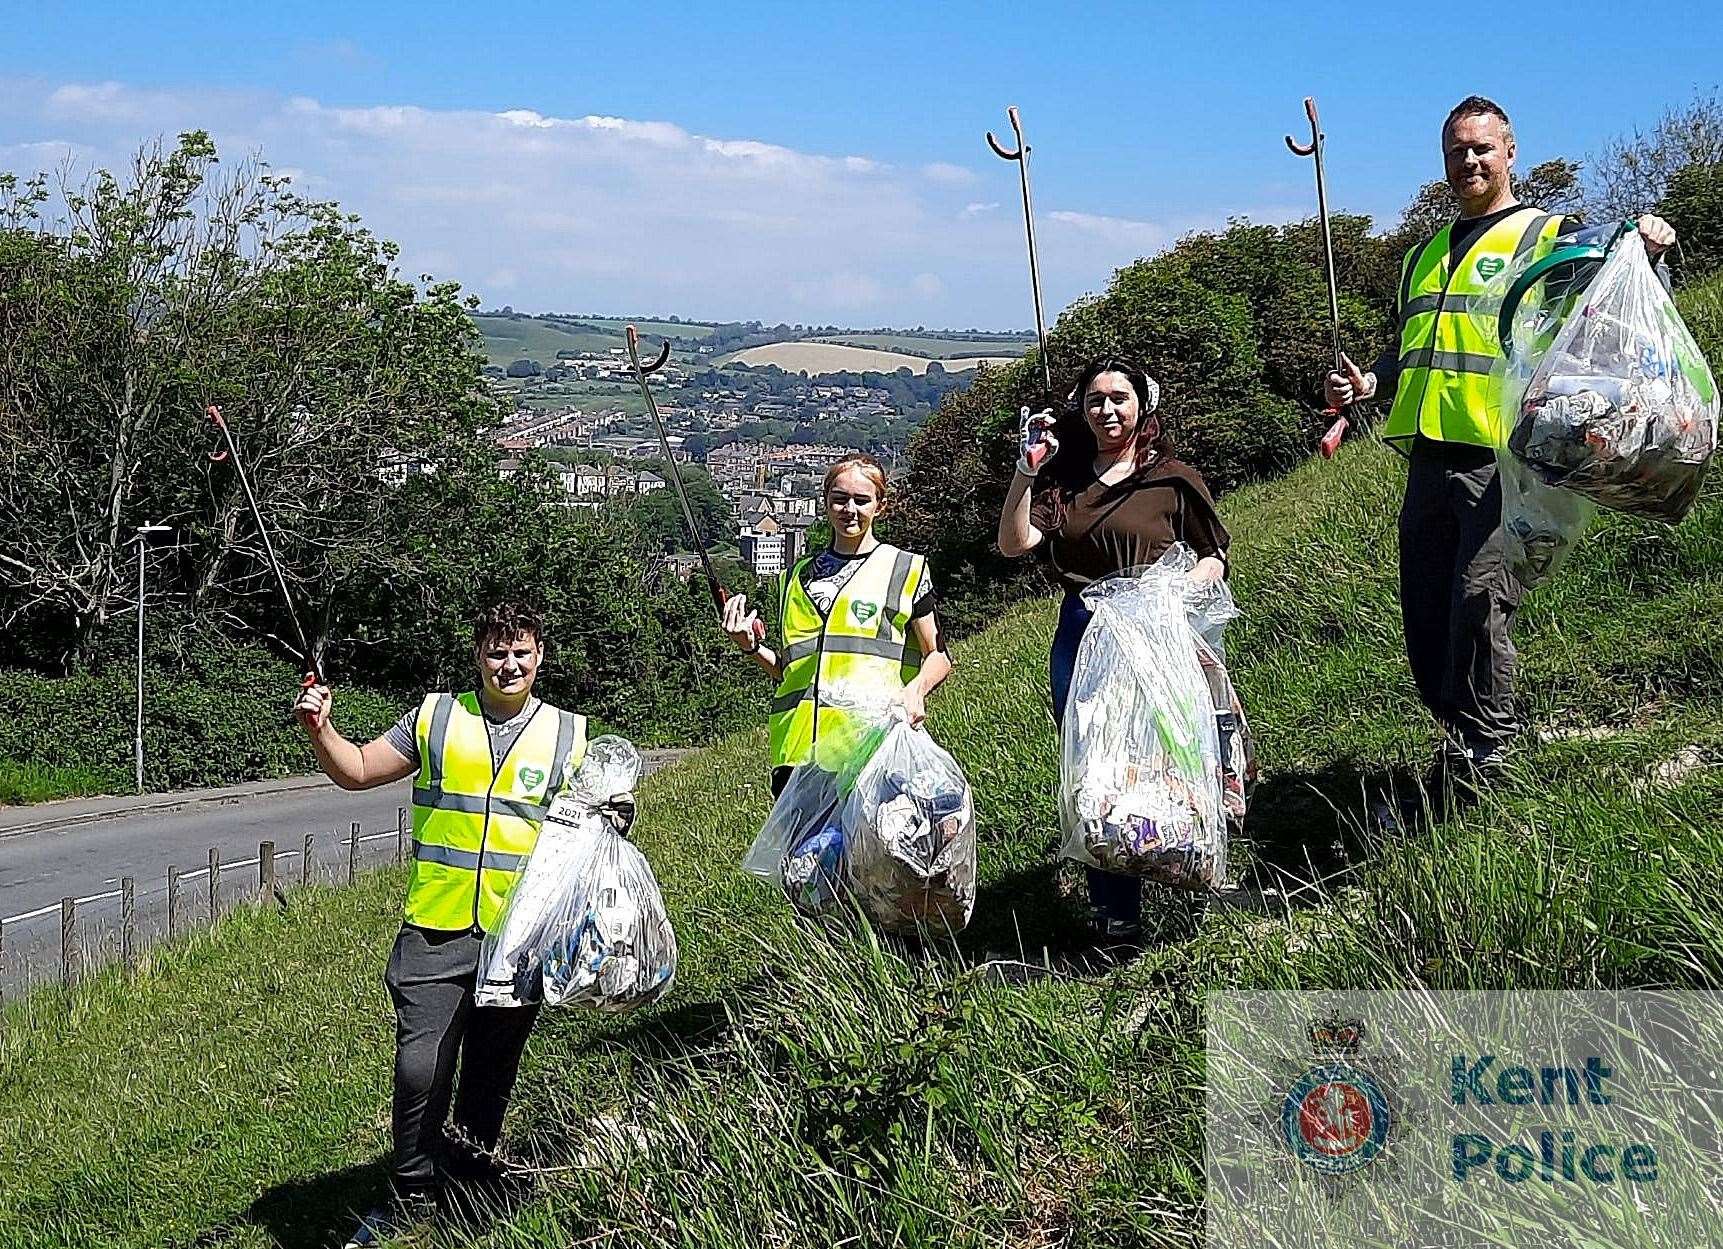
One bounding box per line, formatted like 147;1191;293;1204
44;81;146;123
1047;209;1171;249
922;161;975;186
0;78;1191;326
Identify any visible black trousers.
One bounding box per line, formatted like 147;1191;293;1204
382;924;540;1195
1397;443;1524;753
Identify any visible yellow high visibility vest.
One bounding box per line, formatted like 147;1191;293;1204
768;543;927;769
406;691;587;932
1384;206;1565;449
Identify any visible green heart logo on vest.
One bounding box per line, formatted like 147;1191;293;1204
850;600;879;625
1476;256;1504;280
518;765;546;791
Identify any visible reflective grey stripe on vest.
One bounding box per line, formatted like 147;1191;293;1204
544;709;578;799
772;686;811;715
1404;291;1507;320
1397;346;1497;376
411;788;549;823
876;549;914;641
413;842;528;873
784;633;909;665
419;692;455;805
1513;212;1555;261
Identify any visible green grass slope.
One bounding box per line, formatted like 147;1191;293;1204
3;432;1719;1247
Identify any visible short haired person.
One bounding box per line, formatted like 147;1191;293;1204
1325;96;1675;777
997;357;1229;941
294;602;588;1247
721;453;952;798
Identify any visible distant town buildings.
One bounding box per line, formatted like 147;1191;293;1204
486;342;923;576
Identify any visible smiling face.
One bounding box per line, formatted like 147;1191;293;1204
1444;111;1516;217
1083;370;1142;455
475;628;543;702
824;465;882;543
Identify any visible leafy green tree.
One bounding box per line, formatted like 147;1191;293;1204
1658;161;1723;281
624;462;732;553
0;132;494;669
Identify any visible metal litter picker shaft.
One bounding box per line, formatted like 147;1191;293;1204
206;405;321;682
1285;96;1350;459
988;105;1056;470
624;326;764;640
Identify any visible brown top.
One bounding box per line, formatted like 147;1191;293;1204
1029;457;1230;591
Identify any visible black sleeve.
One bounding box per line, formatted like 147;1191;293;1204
910;580;936;620
1371;342;1402;401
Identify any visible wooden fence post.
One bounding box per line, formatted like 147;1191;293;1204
208;847;220;921
167;866;180;940
121;876;136;969
348;821;360;885
396;806;407;864
60;896;76;988
301;832;314;888
259;841;275;905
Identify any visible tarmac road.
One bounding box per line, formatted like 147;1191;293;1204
0;751;687;998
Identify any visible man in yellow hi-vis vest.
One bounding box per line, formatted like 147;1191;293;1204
1325;96;1675;776
294;602;588;1246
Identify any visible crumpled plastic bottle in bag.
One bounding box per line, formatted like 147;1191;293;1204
475;735;677;1011
1058;545;1238;889
841;721;978;934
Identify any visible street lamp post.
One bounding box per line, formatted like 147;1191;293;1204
133;522;172;794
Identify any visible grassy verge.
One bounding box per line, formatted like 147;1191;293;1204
2;438;1718;1247
0;760;120;804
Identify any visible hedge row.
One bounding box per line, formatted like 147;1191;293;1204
0;644;403;795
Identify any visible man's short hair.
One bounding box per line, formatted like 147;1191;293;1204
471;600;545;650
1444;95;1513;143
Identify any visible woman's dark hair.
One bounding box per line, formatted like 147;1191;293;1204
1046;356;1172;490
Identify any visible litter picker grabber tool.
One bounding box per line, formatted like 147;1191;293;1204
988;105;1056;470
1286;96;1350;459
624;326;764;642
206;405;321;684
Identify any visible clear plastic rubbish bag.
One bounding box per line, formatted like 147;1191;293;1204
1503;231;1718;524
1495;449;1597;589
1058;545;1233;889
1484;242;1600;588
742;682;897;917
843;721;977;934
476;736;677;1011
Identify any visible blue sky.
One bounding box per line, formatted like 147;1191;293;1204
3;1;1718;327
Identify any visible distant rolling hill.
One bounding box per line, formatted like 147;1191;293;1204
717;341;1015;376
473;314;1028;374
808;332;1031;359
471;315;717;368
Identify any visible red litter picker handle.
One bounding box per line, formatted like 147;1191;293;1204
1319;415;1348;459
